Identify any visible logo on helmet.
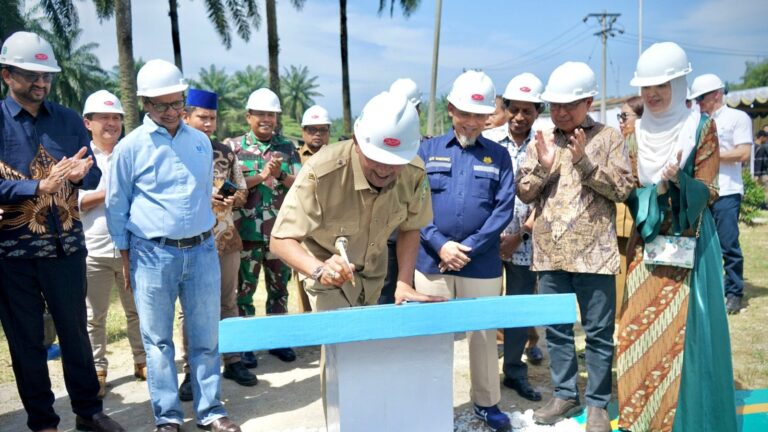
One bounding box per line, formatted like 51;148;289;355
383;138;401;147
520;87;531;93
471;94;484;101
34;53;48;61
105;101;115;106
311;115;319;119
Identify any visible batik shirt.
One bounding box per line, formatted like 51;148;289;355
224;132;301;243
211;140;248;255
497;131;534;266
0;97;100;258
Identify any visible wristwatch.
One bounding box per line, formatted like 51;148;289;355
310;265;324;281
276;171;287;181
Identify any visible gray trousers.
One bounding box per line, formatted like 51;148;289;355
502;262;537;380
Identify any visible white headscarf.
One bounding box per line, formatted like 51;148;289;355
636;76;700;186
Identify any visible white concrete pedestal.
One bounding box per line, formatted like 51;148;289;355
325;334;454;432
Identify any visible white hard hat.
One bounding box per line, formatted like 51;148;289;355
389;78;422;107
83;90;124;115
354;91;420;166
446;70;496;114
246;88;282;112
502;72;544;103
541;62;598;103
301;105;331;126
630;42;692;87
136;59;188;97
689;74;725;100
0;31;60;72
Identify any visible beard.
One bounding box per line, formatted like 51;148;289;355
455;133;477;148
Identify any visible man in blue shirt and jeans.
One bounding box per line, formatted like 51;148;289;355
0;32;125;432
415;70;516;432
106;59;239;432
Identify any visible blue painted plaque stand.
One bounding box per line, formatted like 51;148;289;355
220;294;577;431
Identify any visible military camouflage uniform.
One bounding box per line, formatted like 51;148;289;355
225;131;301;316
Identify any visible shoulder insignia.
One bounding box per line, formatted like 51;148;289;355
483;156;493;164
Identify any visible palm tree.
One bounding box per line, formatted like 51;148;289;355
0;0;26;42
218;65;268;138
266;0;305;101
337;0;421;134
188;64;236;133
280;65;321;122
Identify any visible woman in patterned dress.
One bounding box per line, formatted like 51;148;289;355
616;42;737;432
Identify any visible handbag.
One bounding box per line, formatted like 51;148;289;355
642;213;702;269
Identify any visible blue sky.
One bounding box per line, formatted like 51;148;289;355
73;0;767;118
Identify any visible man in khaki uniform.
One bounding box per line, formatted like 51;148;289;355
270;91;441;309
298;104;332;164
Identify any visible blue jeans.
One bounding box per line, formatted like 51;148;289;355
538;271;615;408
130;235;226;426
711;194;744;298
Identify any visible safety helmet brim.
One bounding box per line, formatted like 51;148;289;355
3;62;61;73
540;91;597;104
137;83;189;98
354;131;418;166
446;96;496;115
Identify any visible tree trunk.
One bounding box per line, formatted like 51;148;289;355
115;0;139;132
266;0;280;100
168;0;183;71
339;0;351;135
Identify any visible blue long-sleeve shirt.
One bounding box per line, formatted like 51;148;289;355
0;97;100;258
416;130;515;278
106;115;215;250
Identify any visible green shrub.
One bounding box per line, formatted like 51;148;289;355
741;169;766;224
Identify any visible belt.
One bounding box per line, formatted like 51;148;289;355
150;230;212;248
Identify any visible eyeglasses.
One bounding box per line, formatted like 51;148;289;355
617;112;635;122
305;126;330;135
9;67;55;83
549;100;585;112
146;99;185;113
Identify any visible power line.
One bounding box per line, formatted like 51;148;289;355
584;11;623;123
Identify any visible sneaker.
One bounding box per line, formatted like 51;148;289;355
533;397;582;425
473;404;511;432
96;370;107;399
268;347;297;363
223;361;258;386
726;295;742;315
178;372;193;402
241;351;258;368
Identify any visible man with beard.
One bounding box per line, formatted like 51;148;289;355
415;70;516;432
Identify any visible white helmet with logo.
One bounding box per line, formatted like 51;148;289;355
502;72;544;103
83;90;124;115
447;70;496;114
136;59;188;97
246;88;282;112
541;62;598;103
630;42;692;87
301;105;331;126
389;78;422;107
689;73;725;99
0;31;60;72
354;91;420;165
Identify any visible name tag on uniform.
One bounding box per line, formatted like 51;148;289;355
237;153;260;161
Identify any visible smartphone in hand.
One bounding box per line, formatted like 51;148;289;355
218;179;239;198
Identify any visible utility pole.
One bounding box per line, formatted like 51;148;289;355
427;0;443;137
584;11;622;123
638;0;643;96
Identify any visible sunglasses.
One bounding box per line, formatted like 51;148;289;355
305;126;330;135
9;68;55;83
146;99;185;113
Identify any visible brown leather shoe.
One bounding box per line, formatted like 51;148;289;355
75;412;126;432
533;397;582;425
96;371;107;399
134;362;148;380
196;416;241;432
586;406;611;432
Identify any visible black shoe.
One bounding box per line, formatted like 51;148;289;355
269;347;297;362
178;372;193;402
75;412;126;431
503;376;542;401
223;361;258;386
726;295;742;315
155;424;180;432
241;351;258;368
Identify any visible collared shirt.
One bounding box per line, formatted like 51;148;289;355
516;116;634;275
0;97;100;258
79;143;118;257
211;140;247;255
224;132;301;244
271;139;432;305
299;142;320;164
417;130;516;278
711;105;753;196
497;130;534;266
106;115;215;250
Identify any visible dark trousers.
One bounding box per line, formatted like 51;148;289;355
538;271;615;408
377;239;398;305
502;262;537;379
0;249;101;431
711;194;744;298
